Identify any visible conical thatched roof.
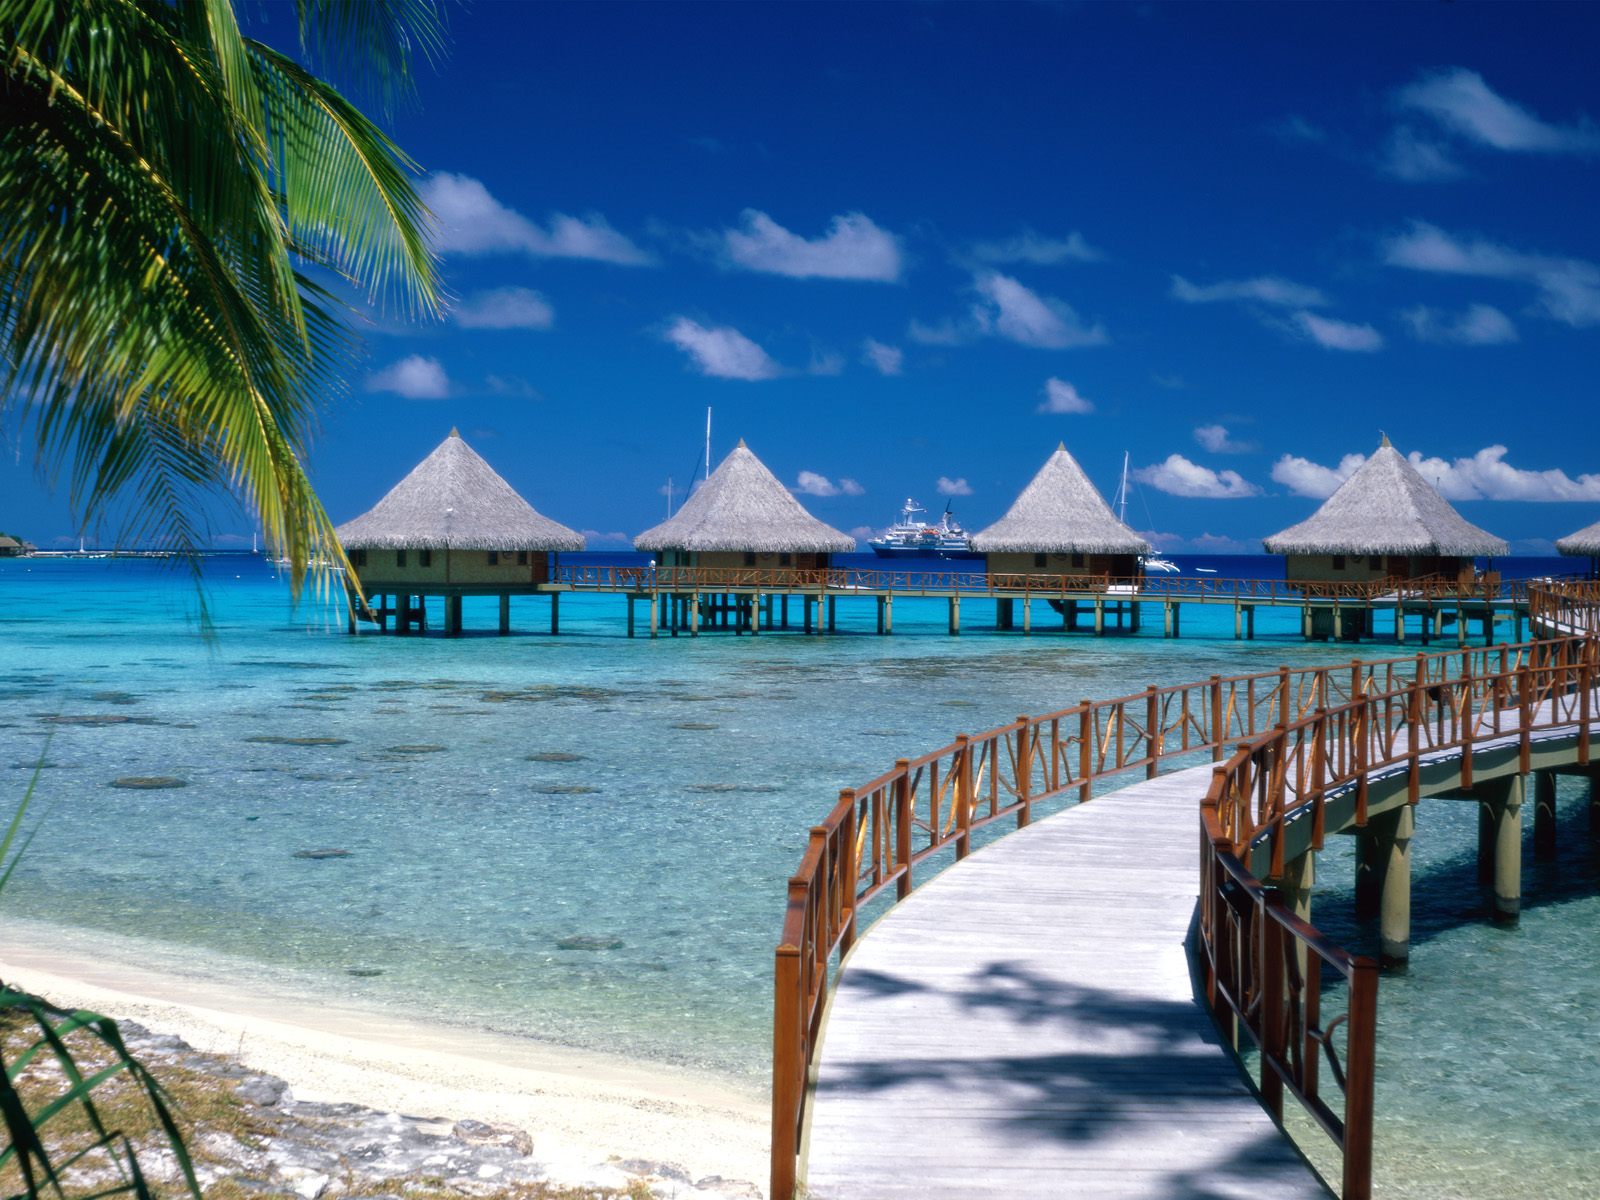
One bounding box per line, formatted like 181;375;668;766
635;441;854;553
1263;438;1507;557
970;444;1151;554
336;430;585;551
1557;517;1600;556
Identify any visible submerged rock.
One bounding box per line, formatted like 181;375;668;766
671;722;718;731
688;783;779;794
245;736;351;747
556;934;623;951
383;744;446;754
525;751;585;763
532;784;599;795
292;848;351;860
109;776;189;790
345;967;384;978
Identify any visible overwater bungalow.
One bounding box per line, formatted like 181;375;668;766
969;443;1151;583
1263;436;1507;588
0;536;23;557
336;428;584;634
634;440;854;574
1556;517;1600;578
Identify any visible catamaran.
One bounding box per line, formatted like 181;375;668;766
1114;453;1179;574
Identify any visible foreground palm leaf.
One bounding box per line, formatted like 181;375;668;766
0;0;443;596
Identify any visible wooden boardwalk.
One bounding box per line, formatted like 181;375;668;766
804;765;1330;1200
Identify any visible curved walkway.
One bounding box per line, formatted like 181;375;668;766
803;764;1328;1200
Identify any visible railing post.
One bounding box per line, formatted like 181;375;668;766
1259;890;1286;1120
1279;665;1291;727
1145;687;1161;779
1343;958;1378;1200
839;791;859;956
1407;668;1424;804
894;761;913;900
1078;701;1092;804
772;940;802;1200
955;736;973;860
1016;717;1033;828
1580;660;1592;766
1518;663;1533;774
1210;675;1223;761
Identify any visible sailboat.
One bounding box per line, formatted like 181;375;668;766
1115;453;1179;574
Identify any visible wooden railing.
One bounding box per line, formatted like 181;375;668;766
773;582;1600;1200
556;563;1558;604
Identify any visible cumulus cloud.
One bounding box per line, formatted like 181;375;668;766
1194;424;1255;454
452;287;555;330
905;318;968;346
663;318;780;381
723;210;901;281
1274;446;1600;502
1382;221;1600;327
1037;378;1093;414
580;529;631;544
971;271;1107;349
1401;303;1518;345
421;173;652;265
1170;275;1328;308
1271;452;1367;498
367;354;449;399
1397;68;1600;156
1269;115;1327;144
861;339;904;376
968;229;1101;265
1132;455;1259;499
1382;125;1465;182
794;471;864;498
1294;311;1384;352
937;476;974;496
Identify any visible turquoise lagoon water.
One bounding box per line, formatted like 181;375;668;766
1;554;1594;1196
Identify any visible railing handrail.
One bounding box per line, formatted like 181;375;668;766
772;581;1600;1200
555;562;1574;604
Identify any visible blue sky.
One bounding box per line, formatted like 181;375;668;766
8;1;1600;552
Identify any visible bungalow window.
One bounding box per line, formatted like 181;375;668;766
1034;553;1047;569
517;551;529;566
487;550;499;566
351;549;366;568
744;552;757;566
1070;553;1084;569
1332;555;1346;570
419;549;432;568
1370;555;1382;569
396;549;406;568
779;553;792;567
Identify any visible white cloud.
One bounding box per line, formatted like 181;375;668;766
484;374;541;399
367;354;449;399
1274;446;1600;502
1194;424;1254;453
906;318;968;346
421;173;652;265
808;349;845;377
663;318;780;381
1271;452;1367;498
1382;126;1464;182
1397;68;1600;156
1132;455;1259;499
936;476;974;496
580;529;631;544
1270;115;1326;144
1037;378;1093;414
1382;222;1600;327
862;339;904;376
969;229;1101;265
1401;303;1518;345
452;287;555;330
794;471;864;498
723;210;901;281
1170;275;1329;308
971;271;1107;349
1294;310;1384;352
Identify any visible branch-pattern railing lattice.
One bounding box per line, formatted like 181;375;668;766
774;582;1600;1200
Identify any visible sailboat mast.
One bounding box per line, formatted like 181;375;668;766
704;407;712;482
1118;451;1130;524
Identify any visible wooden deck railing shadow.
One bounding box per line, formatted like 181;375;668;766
773;581;1600;1200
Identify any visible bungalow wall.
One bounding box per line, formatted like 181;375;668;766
983;551;1141;581
653;550;833;573
1282;553;1475;585
349;548;551;588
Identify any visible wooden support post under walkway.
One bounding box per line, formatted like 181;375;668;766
691;593;700;636
549;593;559;636
1475;775;1523;922
499;593;510;635
1354;805;1413;965
1534;769;1558;860
1094;598;1104;636
948;596;960;636
1022;598;1031;635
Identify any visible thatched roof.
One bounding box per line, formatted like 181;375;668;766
1263;438;1507;557
635;440;855;553
336;430;585;551
0;536;20;551
970;444;1152;555
1557;517;1600;556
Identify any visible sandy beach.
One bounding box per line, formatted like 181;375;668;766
0;921;768;1194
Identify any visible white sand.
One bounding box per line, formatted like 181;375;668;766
0;925;768;1193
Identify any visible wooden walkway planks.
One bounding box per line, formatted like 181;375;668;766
803;767;1331;1200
